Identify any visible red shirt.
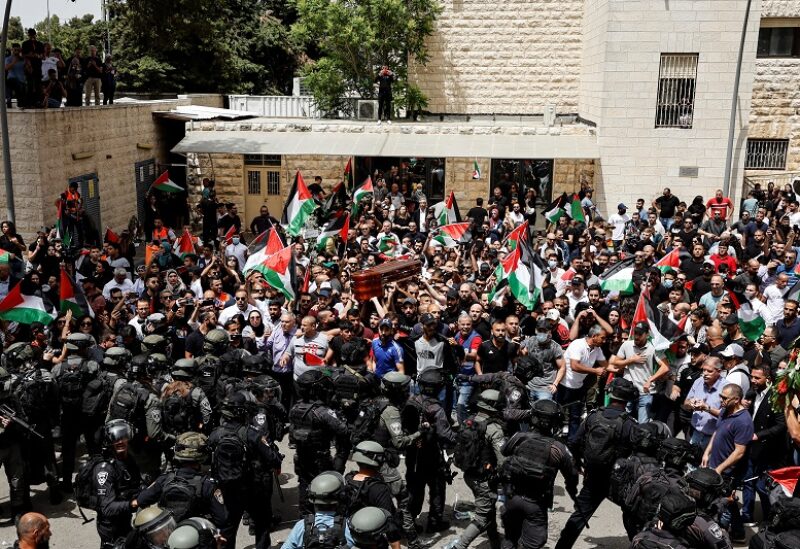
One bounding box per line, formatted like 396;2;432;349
706;197;733;221
709;253;737;274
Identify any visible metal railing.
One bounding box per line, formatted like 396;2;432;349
742;171;800;197
227;95;321;118
655;54;699;129
745;139;789;170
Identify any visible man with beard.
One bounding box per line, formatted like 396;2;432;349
397;298;419;334
468;303;491;340
675;342;708;438
681;243;709;281
14;512;52;549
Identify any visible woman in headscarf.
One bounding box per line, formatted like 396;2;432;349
164;269;186;295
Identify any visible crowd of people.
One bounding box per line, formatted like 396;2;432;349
5;28;117;109
2;171;800;549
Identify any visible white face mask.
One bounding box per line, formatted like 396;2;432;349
548;260;558;269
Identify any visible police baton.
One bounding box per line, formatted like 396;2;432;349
273;470;285;502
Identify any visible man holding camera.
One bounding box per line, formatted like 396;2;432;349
375;65;395;125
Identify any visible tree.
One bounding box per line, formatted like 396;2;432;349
8;16;25;44
291;0;441;116
34;15;107;54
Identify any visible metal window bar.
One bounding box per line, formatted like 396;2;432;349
244;154;281;166
267;171;280;195
247;171;261;195
655;54;699;128
745;139;789;170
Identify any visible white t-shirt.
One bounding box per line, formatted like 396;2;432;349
762;284;787;325
561;337;605;389
41;56;59;81
608;213;631;241
616;339;657;395
724;365;751;396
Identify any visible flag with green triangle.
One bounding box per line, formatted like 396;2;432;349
281;171;318;237
352;176;374;216
544;193;569;224
432;191;461;226
569;194;585;222
0;283;53;325
472;159;481;180
252;245;297;301
59;266;93;317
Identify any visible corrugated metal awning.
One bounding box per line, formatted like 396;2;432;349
154;106;260;121
171;130;599;159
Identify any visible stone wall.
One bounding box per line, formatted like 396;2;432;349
408;0;584;115
444;157;491;206
553;158;595;196
0;99;186;241
579;0;609;125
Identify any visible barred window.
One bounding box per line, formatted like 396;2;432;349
244;155;281;166
655;54;699;129
745;139;789;170
247;171;261;195
267;171;280;195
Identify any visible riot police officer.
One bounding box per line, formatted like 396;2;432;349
54;332;100;493
630;487;699;549
0;364;29;519
280;471;355;549
288;369;350;515
346;441;402;548
166;517;224;549
555;377;638;549
126;506;178;549
405;368;457;534
207;393;282;549
161;360;213;441
136;432;227;527
349;507;394;549
92;419;143;548
501;400;579;549
445;389;506;549
684;468;732;549
373;371;424;549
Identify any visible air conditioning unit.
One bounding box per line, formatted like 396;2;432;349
292;77;311;97
543;105;556;127
356;100;379;121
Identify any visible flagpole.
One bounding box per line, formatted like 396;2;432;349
0;0;15;223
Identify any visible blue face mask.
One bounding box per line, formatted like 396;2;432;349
232;237;240;245
535;332;550;343
548;260;558;269
663;279;673;289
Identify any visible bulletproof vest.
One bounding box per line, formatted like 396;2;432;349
345;474;387;515
15;369;51;422
159;471;205;522
332;368;365;414
289;402;328;451
60;357;88;411
162;392;196;436
194;356;219;406
609;454;661;507
302;514;348;549
108;381;150;435
502;434;558;502
250;401;284;444
631;528;690;549
350;396;390;447
454;415;495;474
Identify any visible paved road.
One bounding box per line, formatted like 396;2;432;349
0;439;757;548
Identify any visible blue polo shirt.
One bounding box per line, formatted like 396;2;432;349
709;408;754;477
686;376;724;435
371;337;404;378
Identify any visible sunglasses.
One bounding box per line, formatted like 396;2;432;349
81;321;93;327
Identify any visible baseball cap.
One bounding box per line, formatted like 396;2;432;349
402;297;418;306
719;343;744;358
571;276;585;286
721;313;738;326
618;203;628;210
378;318;393;329
545;309;560;321
446;288;459;300
632;321;649;334
420;313;437;325
318;288;332;298
689;342;710;355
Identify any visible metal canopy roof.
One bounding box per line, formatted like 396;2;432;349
172;130;600;159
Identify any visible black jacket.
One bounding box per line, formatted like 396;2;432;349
747;387;787;467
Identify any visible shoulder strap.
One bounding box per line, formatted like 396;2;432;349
343;365;365;382
302;515;315;547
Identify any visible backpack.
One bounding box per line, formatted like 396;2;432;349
453;416;492;474
82;375;112;418
158;472;205;522
631;528;690;549
333;369;363;412
502;435;556;487
774;531;800;549
59;360;86;410
350;397;389;447
625;470;682;524
583;410;629;467
162;392;195;435
212;426;249;483
346;475;384;514
75;455;108;511
16;370;51;421
302;514;348;549
288;402;320;447
770;495;800;532
609;455;661;506
108;382;143;424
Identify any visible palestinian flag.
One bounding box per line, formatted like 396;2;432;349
318;214;350;251
0;248;11;263
0;283;53;325
726;283;767;341
352;176;374;216
768;466;800;497
104;227;120;244
56;201;72;249
472;159;481;180
433;222;470;248
244;228;284;274
222;225;236;246
433;191;461;226
632;289;681;351
491;246;539;309
569;194;585;223
304;352;326;367
655;248;681;272
344;158;354;192
174;229;195;258
59;267;93;317
544;193;569;224
281;171;318;237
505;221;529;251
150;171;183;193
252;245;296;301
322;181;349;217
599;257;636;295
378;234;401;255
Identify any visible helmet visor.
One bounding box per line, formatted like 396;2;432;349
144;515;177;547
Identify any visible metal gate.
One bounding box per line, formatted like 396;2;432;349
69;173;101;234
135;159;157;223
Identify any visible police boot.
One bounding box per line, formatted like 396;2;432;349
426;519;451;533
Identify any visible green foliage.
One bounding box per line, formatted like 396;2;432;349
8;16;25;44
34;15;107;53
291;0;440;116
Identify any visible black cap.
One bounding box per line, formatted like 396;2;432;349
446;288;459;299
420;313;437;325
633;321;649;334
690;342;709;354
721;313;738;326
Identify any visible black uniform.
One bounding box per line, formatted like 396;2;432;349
501;431;579;549
208;418;282;549
14;367;60;493
91;455;142;547
404;393;457;530
345;472;402;544
0;390;30;515
288;398;350;515
136;466;227;526
555;406;636;549
468;372;531;434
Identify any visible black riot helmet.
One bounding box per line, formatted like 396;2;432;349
295;369;334;403
530;399;564;437
416;368;445;396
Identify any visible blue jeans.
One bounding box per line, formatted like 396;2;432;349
627;393;653;423
690;430;713;449
530;389;554;402
456;384;473;424
557;385;587;446
719;474;745;538
660;217;674;230
741;459;771;522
